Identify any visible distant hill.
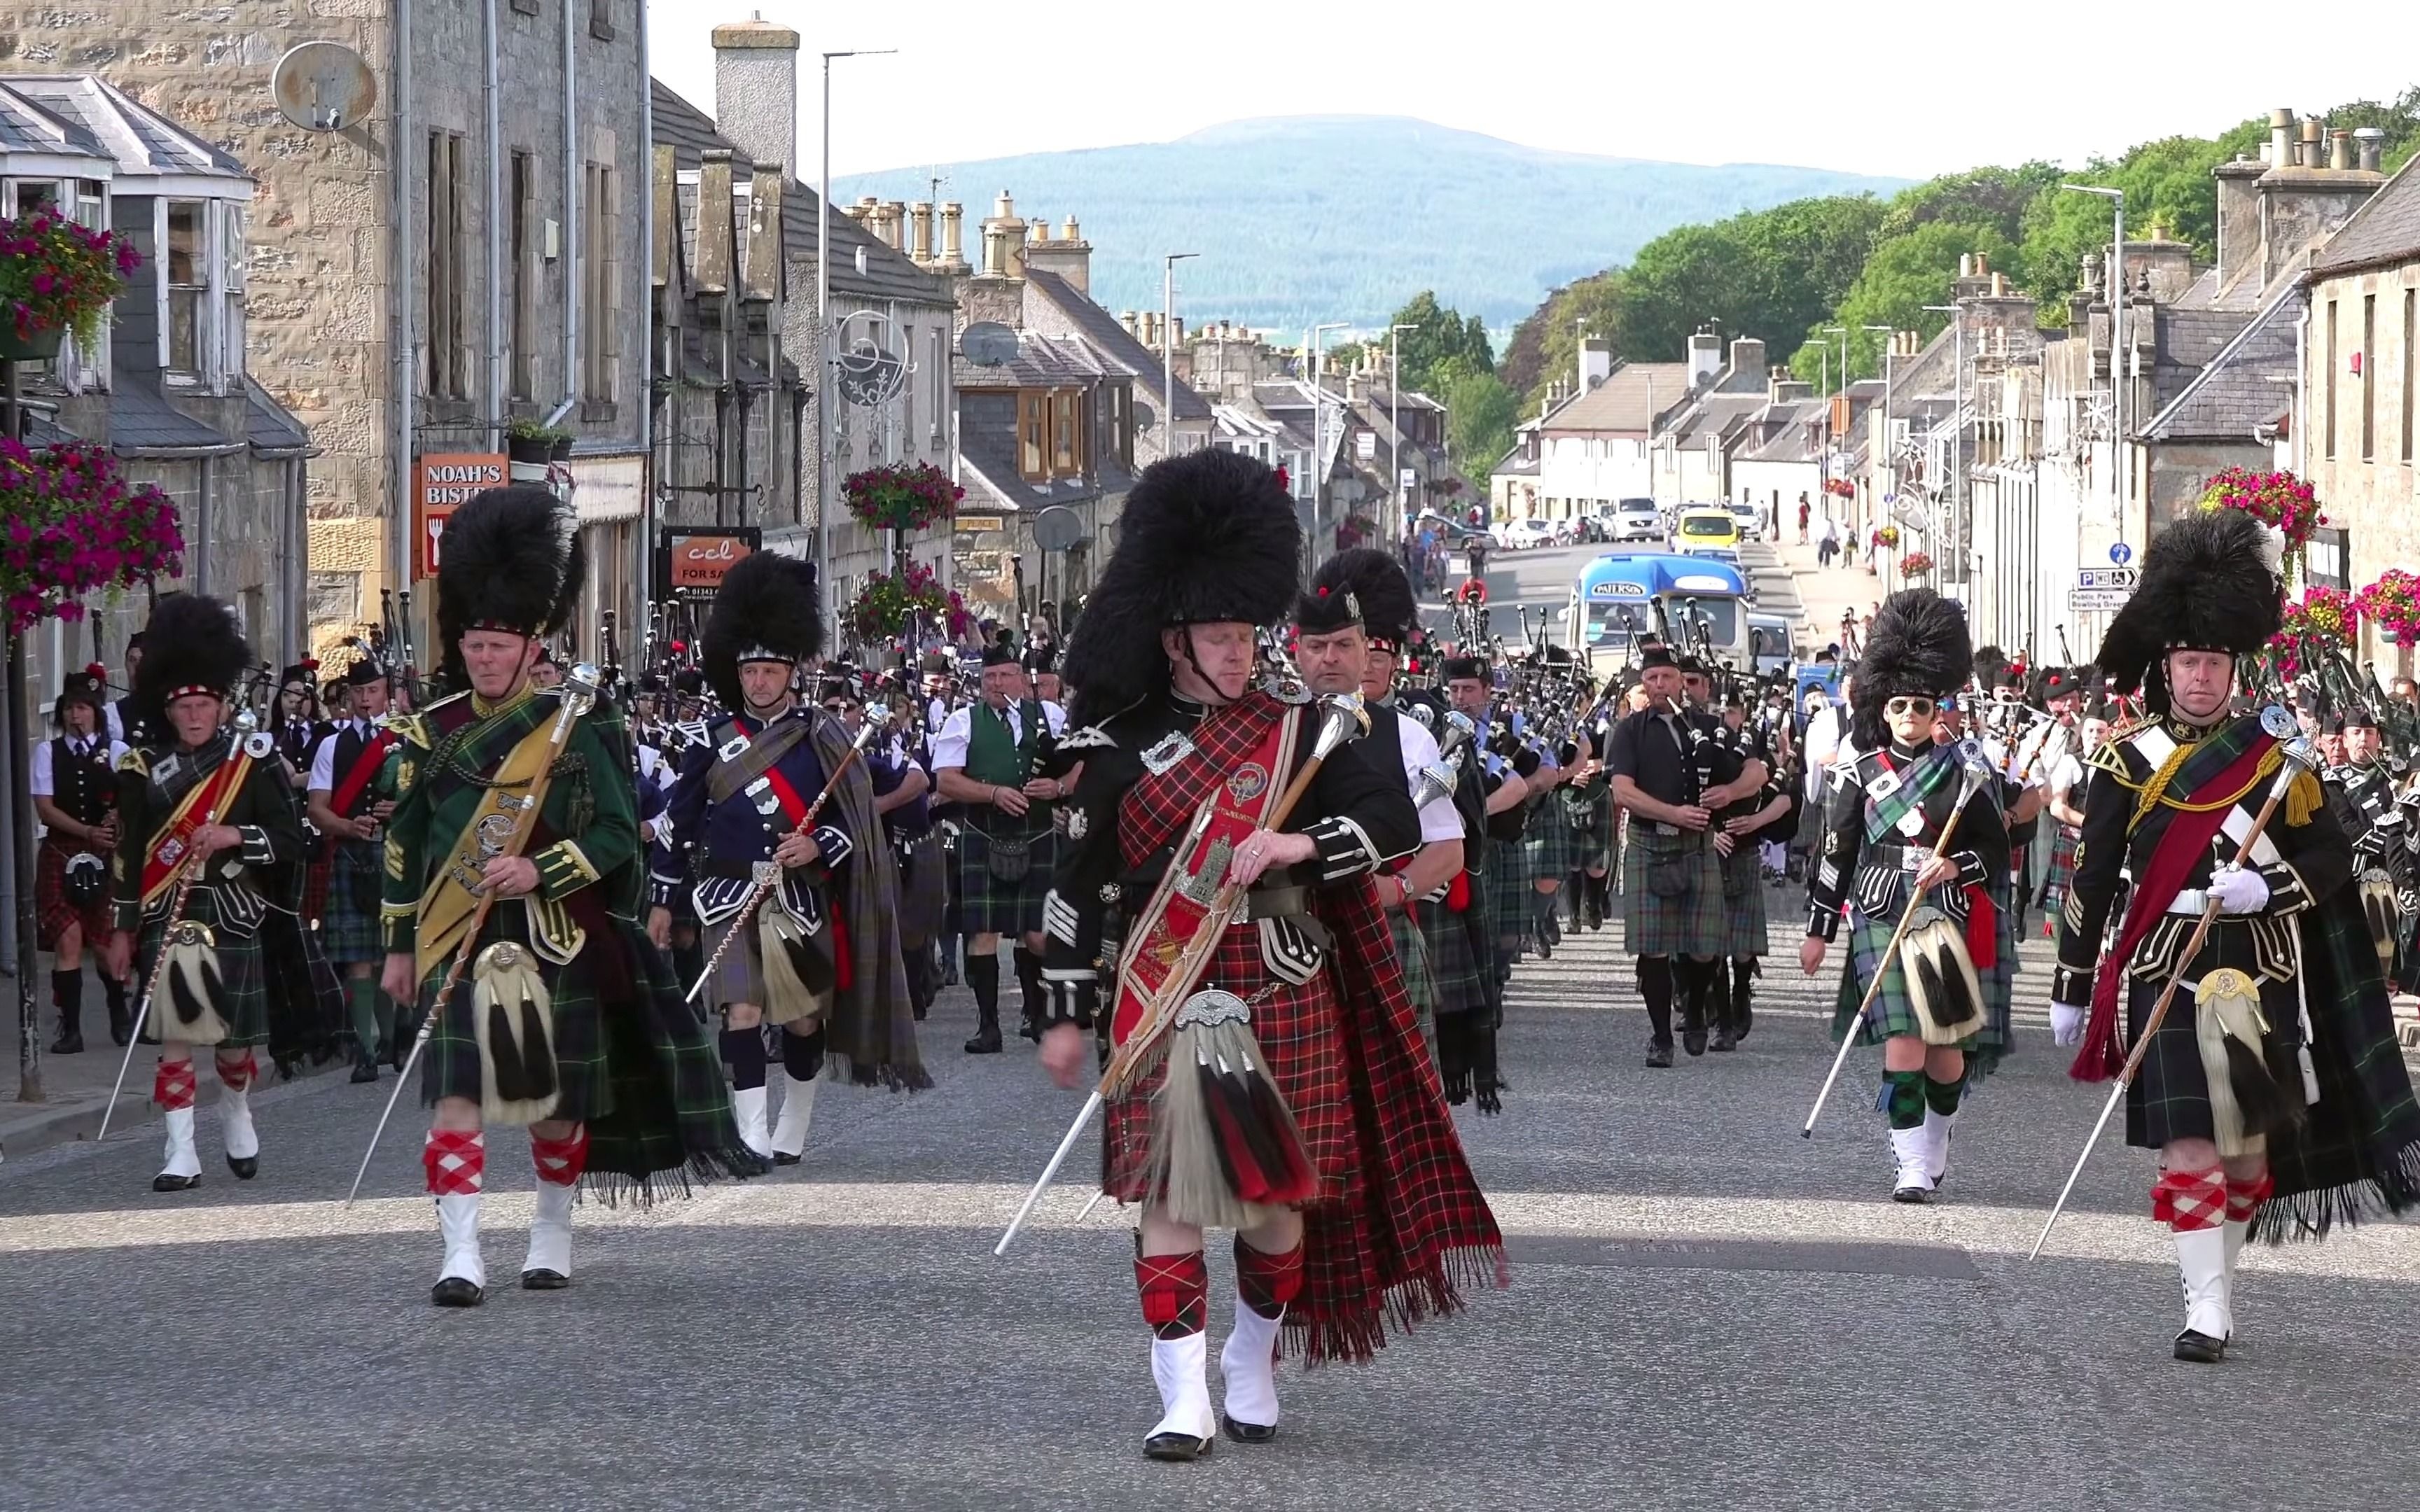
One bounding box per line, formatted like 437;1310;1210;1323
835;115;1907;335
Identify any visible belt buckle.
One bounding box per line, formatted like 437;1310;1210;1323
1653;822;1679;838
1900;848;1924;871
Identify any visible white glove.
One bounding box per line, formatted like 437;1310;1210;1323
2207;864;2270;915
2050;1002;2087;1046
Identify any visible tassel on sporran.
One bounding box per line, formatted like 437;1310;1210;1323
2359;869;2399;973
471;941;560;1126
2194;967;2298;1158
757;896;831;1027
162;920;230;1047
1148;988;1316;1229
1901;906;1982;1046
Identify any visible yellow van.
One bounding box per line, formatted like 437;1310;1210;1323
1675;506;1740;552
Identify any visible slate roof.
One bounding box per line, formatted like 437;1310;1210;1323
650;80;947;307
3;75;246;183
0;79;108;162
242;378;310;454
2309;153;2420;277
2140;281;2305;442
952;330;1127;388
1542;362;1692;434
2151;307;2256;413
1022;268;1211;422
108;365;237;452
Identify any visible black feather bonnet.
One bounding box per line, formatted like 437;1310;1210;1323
434;485;585;690
1851;589;1973;752
700;550;822;712
2095;510;2283;714
1296;546;1418;647
1063;448;1300;722
132;593;252;737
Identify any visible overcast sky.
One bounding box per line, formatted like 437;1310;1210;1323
651;4;2420;181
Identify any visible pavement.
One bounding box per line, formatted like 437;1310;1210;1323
10;544;2420;1509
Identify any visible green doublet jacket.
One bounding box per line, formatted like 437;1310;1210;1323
380;685;642;972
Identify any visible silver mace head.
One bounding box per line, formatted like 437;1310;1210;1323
1311;692;1369;760
232;704;260;735
1438;708;1478;760
853;718;884;750
1954;736;1996;792
1410;762;1457;811
562;662;604;713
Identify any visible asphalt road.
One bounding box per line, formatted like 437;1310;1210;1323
8;899;2420;1511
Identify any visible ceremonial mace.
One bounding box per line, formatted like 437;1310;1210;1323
2029;718;2315;1259
97;708;262;1143
683;719;883;1004
995;694;1368;1258
343;665;600;1206
1802;738;1997;1137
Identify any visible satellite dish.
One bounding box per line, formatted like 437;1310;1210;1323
1031;504;1085;552
961;321;1018;367
272;42;377;132
1134;401;1157;433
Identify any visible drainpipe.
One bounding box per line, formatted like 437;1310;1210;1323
563;0;581;433
485;0;503;442
634;4;651;610
391;0;416;634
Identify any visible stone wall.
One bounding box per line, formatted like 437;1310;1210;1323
2306;264;2420;671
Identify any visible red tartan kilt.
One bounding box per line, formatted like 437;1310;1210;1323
300;851;332;926
1103;919;1354;1206
35;838;111;949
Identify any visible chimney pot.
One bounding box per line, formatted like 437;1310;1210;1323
939;202;966;269
2269;108;2297;170
2329;130;2354;172
909;201;933;263
1062;216;1080;241
2356;127;2386;172
2300;117;2324;167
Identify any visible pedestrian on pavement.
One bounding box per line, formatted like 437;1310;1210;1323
32;668;130;1052
1818;517;1840;568
1797;496;1811;543
2054;508;2420;1364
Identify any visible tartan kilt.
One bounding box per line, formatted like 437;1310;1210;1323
1620;830;1726;958
1389;908;1435;1018
695;901;834;1023
2042;825;2081;910
1486;837;1532;941
417;903;609;1123
954;824;1055;937
1718;844;1769;958
1522;797;1577;881
1102;918;1353;1205
34;837;111;948
1414;893;1492;1016
1835;905;2014;1076
2123;923;2302;1150
300;848;332;930
136;885;271;1048
893;830;947;950
319;836;387;965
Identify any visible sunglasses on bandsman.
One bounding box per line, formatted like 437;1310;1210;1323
1885;696;1937;716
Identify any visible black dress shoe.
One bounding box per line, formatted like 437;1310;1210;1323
772;1151;802;1167
2173;1329;2225;1364
1892;1184;1932;1205
431;1277;485;1308
1682;1028;1708;1057
152;1171;202;1193
1142;1431;1214;1463
225;1155;258;1181
964;1026;1003;1054
1644;1042;1674;1069
350;1060;380;1084
50;1032;84;1055
1709;1028;1736;1053
520;1268;569;1291
1223;1417;1277;1444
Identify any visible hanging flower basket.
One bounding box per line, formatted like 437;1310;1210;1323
0;209;141;358
2197;467;2324;585
1898;550;1934;578
2357;570;2420;648
1875;525;1900;549
2269;584;2360;677
1823;477;1855;498
847;559;961;644
842;461;962;535
0;437;186;634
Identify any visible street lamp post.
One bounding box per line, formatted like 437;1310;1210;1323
1390;321;1419;547
817;47;896;628
1162;251;1197;456
1861;323;1893;547
2061;183;2127;542
1923;302;1963;596
1308;321;1349;568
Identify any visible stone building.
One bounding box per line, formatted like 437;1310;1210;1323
6;0;655;659
0;75;308;702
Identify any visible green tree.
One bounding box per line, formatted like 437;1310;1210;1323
1436;355;1517;479
1787;219;2017;387
1387;291;1495;392
1500;268;1626;406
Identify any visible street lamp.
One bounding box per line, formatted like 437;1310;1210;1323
1307;322;1349;566
817;46;897;629
1924;302;1963;594
1391;321;1419;543
1862;323;1893;544
2061;183;2127;538
1162;252;1198;454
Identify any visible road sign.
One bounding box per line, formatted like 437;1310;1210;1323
2108;542;2134;566
2076;568;2139;590
2069;588;2132;612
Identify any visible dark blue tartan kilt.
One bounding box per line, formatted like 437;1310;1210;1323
319;835;387;965
1718;844;1769;958
137;885;271;1049
1522;797;1577;881
1835;904;2013;1082
1486;836;1533;943
1389;908;1435;1020
417;903;609;1122
1620;830;1726;958
954;824;1056;937
1414;892;1492;1016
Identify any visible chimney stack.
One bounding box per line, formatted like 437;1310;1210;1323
1020;207;1094;295
1687;328;1722;389
980;190;1028;279
938;202;968;273
2356;127;2386;172
908;202;933;264
710;14;800;182
1119;311;1139;337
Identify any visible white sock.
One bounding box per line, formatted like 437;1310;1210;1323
219;1082;258;1161
732;1085;772;1158
1221;1302;1284;1429
524;1181;576;1278
1148;1332;1214;1441
160;1106;201;1180
770;1070;819;1158
436;1191;485;1290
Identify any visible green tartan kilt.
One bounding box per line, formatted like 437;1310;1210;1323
954;825;1056;937
1620;830;1726;958
419;906;609;1122
1523;797;1577;881
1414;892;1492;1015
1487;836;1532;943
2123;922;2303;1150
137;885;270;1048
1718;845;1769;958
319;836;387;965
1834;904;2014;1079
1389;909;1435;1020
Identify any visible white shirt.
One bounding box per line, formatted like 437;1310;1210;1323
306;718;381;793
30;733;127;799
1393;712;1465;844
1802;705;1851;801
931;698;1067;772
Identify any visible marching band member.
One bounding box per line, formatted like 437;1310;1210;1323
33;669;130;1051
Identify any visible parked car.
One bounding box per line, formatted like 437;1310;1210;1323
1606;498;1663;545
1417;510;1491;544
1496;518;1559;551
1726;500;1765;541
1675;507;1740;553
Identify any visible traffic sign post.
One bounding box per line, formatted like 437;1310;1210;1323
2075;568;2139;591
2108;542;2134;566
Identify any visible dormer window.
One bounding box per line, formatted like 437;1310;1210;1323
159;197;243;389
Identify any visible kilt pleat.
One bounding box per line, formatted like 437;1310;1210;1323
137;886;270;1048
1389;908;1435;1018
1719;845;1770;958
1487;837;1532;943
1102;920;1353;1205
954;825;1056;937
35;837;111;948
1522;797;1577;881
1414;893;1492;1016
318;836;386;964
1620;832;1725;958
418;906;609;1122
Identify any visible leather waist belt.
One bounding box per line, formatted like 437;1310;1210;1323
1243;886;1310;921
1869;843;1928;871
700;858;774;881
2167;888;2211;917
